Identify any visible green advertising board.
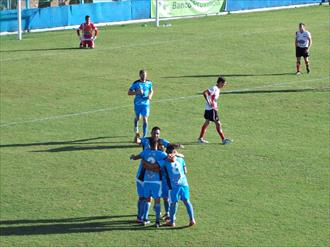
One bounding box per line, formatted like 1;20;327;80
151;0;226;18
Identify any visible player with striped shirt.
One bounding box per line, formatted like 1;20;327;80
198;76;232;145
295;23;312;75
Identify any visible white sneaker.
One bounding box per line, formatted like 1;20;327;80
197;138;209;144
222;139;232;145
143;220;151;226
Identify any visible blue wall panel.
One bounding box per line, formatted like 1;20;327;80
0;0;323;33
0;0;137;32
131;0;150;19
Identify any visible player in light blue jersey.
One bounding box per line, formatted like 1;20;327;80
128;69;153;143
140;128;170;151
131;139;167;227
130;154;147;224
158;145;196;227
140;126;185;220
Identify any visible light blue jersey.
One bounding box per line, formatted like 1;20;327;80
159;157;188;187
136;162;144;180
140;149;167;182
129;80;153;106
140;137;170;151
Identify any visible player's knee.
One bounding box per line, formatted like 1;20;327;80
155;198;161;203
145;197;151;202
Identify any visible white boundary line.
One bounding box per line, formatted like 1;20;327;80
0;76;328;128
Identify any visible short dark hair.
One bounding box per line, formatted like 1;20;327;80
85;15;90;19
151;126;161;133
299;22;305;27
166;144;175;154
217;76;226;84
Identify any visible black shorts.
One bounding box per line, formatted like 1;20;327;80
296;47;309;58
204;109;219;122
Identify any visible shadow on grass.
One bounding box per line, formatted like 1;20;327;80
222;87;330;95
0;47;81;53
0;215;190;235
180;142;225;146
193;87;329;96
162;72;295;79
0;136;130;148
32;144;138;152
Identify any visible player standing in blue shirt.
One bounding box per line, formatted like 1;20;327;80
128;69;153;143
158;145;196;227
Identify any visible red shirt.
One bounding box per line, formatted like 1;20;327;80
79;22;97;39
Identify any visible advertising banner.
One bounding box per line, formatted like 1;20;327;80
151;0;226;18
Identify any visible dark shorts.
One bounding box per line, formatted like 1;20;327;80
204;109;219;122
296;47;309;58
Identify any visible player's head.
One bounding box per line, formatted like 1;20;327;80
85;15;90;24
151;126;161;140
139;69;147;82
299;23;305;32
216;76;227;88
166;144;176;154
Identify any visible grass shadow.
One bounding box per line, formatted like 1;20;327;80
193;87;329;96
222;87;330;94
0;136;130;148
32;144;138;152
162;72;295;79
0;215;191;235
0;47;81;53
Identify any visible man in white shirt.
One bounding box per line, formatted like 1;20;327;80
197;76;232;145
295;23;312;75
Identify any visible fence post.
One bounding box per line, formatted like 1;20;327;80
17;0;22;40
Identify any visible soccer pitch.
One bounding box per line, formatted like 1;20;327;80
0;5;329;247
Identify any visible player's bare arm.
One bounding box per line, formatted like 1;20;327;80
130;154;141;160
307;36;312;51
148;88;153;100
202;89;212;106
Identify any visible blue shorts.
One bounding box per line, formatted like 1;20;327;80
134;104;150;117
169;185;190;203
161;180;169;198
143;181;162;199
136;179;144;197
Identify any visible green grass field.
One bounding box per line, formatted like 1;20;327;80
1;5;329;247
